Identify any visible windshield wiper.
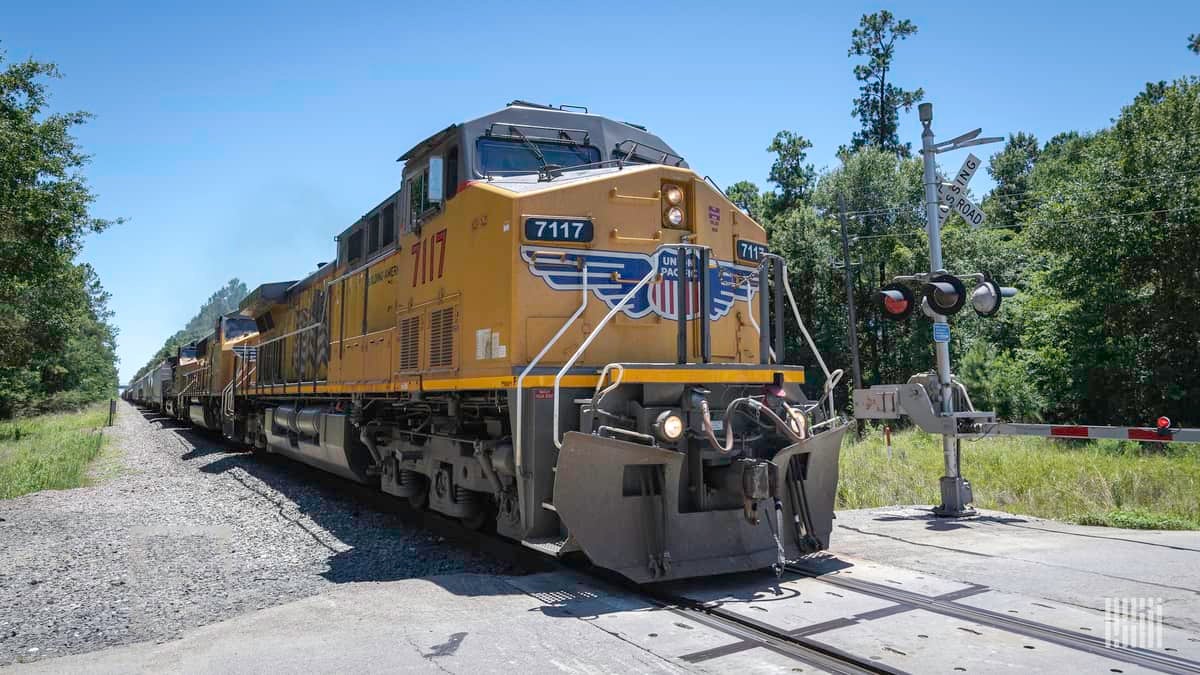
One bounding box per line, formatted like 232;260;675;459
557;130;595;166
507;126;562;181
509;125;546;167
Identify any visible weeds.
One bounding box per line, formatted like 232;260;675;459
839;426;1200;530
0;405;109;499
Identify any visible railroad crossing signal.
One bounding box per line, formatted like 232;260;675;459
924;274;966;316
878;273;1015;321
969;279;1018;317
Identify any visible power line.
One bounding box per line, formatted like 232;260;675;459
987;167;1200;208
845;204;1200;243
831;166;1200;219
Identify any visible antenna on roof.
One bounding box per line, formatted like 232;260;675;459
506;99;554;110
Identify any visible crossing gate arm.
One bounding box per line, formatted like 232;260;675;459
981;422;1200;444
854;385;1200;444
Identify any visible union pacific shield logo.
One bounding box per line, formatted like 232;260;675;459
520;245;758;321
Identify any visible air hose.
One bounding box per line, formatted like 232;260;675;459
699;396;808;454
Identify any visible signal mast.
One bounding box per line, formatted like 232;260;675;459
857;102;1200;517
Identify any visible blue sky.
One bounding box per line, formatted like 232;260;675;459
5;0;1198;382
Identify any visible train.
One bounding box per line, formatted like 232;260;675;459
126;101;850;583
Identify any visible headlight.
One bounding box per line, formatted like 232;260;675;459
654;410;685;442
663;185;683;205
665;206;684;227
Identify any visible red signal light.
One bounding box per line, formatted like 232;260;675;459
879;282;916;321
884;293;909;314
1157;416;1172;431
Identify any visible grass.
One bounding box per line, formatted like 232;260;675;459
838;426;1200;530
0;404;111;499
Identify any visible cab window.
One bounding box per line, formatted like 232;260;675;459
381;202;396;247
445;146;459;199
347;228;364;265
368;214;379;254
476;137;600;176
223;317;258;341
404;167;429;234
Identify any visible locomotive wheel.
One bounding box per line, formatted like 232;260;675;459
408;479;429;510
460;501;495;532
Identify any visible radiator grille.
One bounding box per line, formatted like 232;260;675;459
429;307;455;369
397;315;420;372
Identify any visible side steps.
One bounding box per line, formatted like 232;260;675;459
520;535;581;557
520;441;577;556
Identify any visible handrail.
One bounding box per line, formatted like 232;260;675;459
738;273;776;363
515;264;590;482
610;228;663;243
552;265;656;448
551;242;713;448
257;322;321;348
547;245;843;446
608;187;660;204
772;255;842;421
611;271;660;284
613;139;685;167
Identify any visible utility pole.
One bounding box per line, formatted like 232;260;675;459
920;102;970;517
835;195;865;434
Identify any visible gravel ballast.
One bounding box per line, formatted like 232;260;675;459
0;401;515;666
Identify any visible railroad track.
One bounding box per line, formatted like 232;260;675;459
165;417;1199;674
789;564;1200;675
635;583;904;674
176;425;888;672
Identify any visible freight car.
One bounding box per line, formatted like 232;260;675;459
143;101;849;583
126;361;173;411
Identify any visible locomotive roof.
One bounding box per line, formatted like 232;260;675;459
239;280;297;316
397;101;686;174
285;258;336;296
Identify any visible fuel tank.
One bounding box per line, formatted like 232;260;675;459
263;407;374;484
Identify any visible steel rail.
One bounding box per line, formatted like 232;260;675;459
636;585;903;675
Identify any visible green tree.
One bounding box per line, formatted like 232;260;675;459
956;342;1045;422
813;149;927;388
1188;33;1199;54
725;180;763;220
766;131;817;210
983;132;1039;228
846;10;924;156
1019;78;1200;425
0;50;119;417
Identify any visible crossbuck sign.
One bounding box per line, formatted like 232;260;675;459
937;153;986;228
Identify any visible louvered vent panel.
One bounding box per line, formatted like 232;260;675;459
428;307;455;369
397;315;420;372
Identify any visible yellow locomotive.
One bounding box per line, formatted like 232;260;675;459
152;101;848;582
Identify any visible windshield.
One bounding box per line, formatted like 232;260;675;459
223;317;258;341
476;137;601;175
